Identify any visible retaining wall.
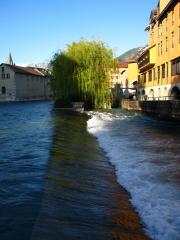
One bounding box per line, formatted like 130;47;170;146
121;100;180;120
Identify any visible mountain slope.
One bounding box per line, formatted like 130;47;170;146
117;47;144;61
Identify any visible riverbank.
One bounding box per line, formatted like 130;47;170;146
121;100;180;120
31;111;149;240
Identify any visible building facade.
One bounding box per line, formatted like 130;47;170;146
110;61;128;88
0;58;52;102
137;0;180;100
127;61;139;98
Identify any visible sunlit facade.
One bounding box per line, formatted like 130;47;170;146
110;61;128;89
138;0;180;100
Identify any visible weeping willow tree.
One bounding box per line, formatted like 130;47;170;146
51;39;116;109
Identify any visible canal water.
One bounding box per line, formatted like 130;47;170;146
0;101;179;240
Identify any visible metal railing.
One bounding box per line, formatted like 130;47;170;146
140;96;176;101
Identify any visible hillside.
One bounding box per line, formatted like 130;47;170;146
117;47;144;61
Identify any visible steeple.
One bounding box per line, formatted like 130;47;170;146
6;52;14;65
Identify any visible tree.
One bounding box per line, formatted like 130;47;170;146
51;39;115;109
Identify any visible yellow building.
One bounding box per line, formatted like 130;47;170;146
138;0;180;100
128;61;138;87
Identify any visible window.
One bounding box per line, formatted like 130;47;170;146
172;10;174;26
172;32;174;48
158;66;160;81
152;30;154;44
153;68;156;80
161;41;163;55
171;57;180;76
2;74;5;79
166;63;169;78
165;16;168;34
1;86;6;95
158;24;161;38
166;37;168;52
158;43;160;56
6;73;10;79
162;64;165;78
158;88;161;98
143;73;146;83
138;75;140;84
1;67;4;72
148;70;152;81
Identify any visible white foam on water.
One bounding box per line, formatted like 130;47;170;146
87;111;180;240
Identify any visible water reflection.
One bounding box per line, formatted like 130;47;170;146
31;112;149;240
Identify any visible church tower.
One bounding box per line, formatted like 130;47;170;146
6;52;14;65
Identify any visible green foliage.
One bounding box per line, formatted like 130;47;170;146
51;39;115;109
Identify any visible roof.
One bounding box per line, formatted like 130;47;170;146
1;63;45;76
117;61;128;68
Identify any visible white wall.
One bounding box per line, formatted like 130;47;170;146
0;64;16;101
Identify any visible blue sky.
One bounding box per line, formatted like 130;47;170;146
0;0;158;65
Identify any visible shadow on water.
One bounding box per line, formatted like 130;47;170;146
0;101;54;240
31;111;150;240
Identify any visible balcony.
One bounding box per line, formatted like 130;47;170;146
137;45;156;73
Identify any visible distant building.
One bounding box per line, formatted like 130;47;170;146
110;61;128;88
0;54;52;102
137;0;180;100
110;61;130;100
127;61;139;98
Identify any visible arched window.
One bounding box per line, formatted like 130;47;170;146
171;86;180;100
1;86;6;95
163;87;168;100
141;89;145;96
149;89;154;99
158;88;161;99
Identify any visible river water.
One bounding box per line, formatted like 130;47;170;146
0;102;179;240
0;101;53;240
87;110;180;240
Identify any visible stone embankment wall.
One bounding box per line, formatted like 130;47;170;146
121;100;180;120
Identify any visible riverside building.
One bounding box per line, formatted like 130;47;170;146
110;61;132;99
137;0;180;100
0;53;52;101
110;61;128;89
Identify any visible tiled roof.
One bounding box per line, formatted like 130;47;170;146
117;61;128;68
1;64;44;76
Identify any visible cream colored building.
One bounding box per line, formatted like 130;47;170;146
110;61;128;88
138;0;180;100
0;54;52;101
